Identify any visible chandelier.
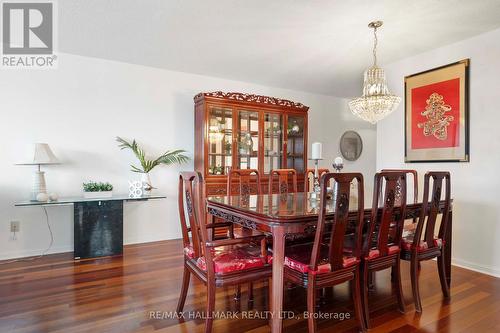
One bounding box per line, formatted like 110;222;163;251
348;21;401;124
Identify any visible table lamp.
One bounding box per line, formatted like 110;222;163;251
16;143;60;201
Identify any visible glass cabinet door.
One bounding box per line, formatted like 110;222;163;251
236;110;259;170
286;115;305;173
264;113;283;174
207;107;232;175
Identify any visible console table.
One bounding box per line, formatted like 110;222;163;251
15;195;166;260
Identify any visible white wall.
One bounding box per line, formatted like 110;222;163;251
0;53;375;260
377;28;500;277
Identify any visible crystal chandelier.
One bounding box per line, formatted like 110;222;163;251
349;21;401;124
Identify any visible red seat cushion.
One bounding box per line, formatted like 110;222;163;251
282;243;359;275
401;237;444;251
364;245;400;260
196;243;266;274
183;245;195;259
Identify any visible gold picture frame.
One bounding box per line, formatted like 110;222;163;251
404;59;469;162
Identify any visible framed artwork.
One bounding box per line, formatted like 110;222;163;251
405;59;469;162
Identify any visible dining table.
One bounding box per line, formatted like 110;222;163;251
206;192;453;333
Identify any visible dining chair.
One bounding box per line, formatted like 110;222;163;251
400;171;451;313
282;172;366;333
381;169;418;228
268;168;298;194
305;168;329;192
226;169;264;301
176;172;271;333
227;168;262;196
379;169;419;280
210;168;263;241
361;171;407;328
227;169;263;238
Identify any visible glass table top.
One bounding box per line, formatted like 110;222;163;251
15;194;166;207
207;192;365;219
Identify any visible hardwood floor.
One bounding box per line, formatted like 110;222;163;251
1;240;499;333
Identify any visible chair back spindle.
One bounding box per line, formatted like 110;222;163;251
269;169;298;195
367;172;407;257
310;172;364;272
178;172;203;258
381;169;418;205
414;172;451;251
227;169;262;196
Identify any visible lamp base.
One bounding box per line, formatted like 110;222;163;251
31;171;47;201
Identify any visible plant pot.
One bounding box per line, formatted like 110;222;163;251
83;191;113;199
141;173;153;196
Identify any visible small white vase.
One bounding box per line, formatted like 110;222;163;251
141;172;153;196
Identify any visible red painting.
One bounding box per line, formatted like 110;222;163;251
405;59;469;162
411;78;460;149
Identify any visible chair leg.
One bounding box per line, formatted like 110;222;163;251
394;259;405;313
368;271;376;290
437;253;450;298
361;263;371;328
248;282;254;303
352;267;367;332
205;282;216;333
410;256;422;313
307;277;317;333
267;278;272;324
176;266;190;313
210;215;216;241
234;285;241;301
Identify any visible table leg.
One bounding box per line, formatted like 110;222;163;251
270;227;285;333
445;210;452;287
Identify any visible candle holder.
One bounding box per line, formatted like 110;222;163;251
332;161;344;173
308;158;323;201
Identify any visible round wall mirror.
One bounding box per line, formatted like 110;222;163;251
340;131;363;161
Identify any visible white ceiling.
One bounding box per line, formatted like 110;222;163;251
59;0;500;97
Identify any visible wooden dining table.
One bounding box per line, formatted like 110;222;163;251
206;192;452;333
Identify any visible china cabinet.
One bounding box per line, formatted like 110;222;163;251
194;92;309;195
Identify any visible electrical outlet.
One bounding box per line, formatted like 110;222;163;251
10;221;20;233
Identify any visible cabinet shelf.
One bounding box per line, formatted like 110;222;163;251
237;153;258;158
264;133;282;139
209;153;232;156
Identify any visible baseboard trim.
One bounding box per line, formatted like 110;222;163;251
0;246;74;261
452;258;500;278
0;237;179;261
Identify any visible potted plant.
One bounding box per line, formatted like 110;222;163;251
116;137;189;195
83;181;114;198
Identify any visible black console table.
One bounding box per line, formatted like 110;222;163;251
15;195;166;260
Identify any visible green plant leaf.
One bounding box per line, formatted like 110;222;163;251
117;137;190;173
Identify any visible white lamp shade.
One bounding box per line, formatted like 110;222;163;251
18;143;60;165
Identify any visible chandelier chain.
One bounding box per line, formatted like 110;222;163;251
372;26;378;67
